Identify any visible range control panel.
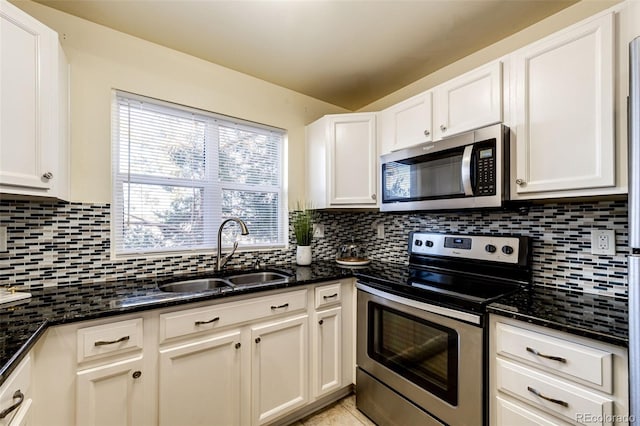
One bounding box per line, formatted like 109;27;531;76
410;232;522;264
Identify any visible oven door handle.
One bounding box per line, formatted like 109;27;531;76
461;145;474;196
356;282;481;325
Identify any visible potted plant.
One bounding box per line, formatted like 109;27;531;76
292;203;314;265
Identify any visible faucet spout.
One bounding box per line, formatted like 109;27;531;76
216;218;250;271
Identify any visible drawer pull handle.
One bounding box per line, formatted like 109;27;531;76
527;386;569;408
526;347;567;363
94;336;130;346
195;317;220;326
0;389;24;419
270;303;289;310
323;293;338;300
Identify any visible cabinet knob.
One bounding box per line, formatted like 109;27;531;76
515;179;526;186
255;337;261;344
423;129;430;136
132;371;142;379
42;172;53;180
440;125;447;132
318;319;324;325
235;342;241;349
371;194;376;200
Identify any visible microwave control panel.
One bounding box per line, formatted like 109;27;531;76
475;146;496;195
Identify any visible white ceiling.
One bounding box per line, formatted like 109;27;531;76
32;0;577;110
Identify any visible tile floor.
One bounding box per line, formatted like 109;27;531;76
292;395;376;426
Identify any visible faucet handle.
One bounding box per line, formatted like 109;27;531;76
219;241;239;270
253;257;263;270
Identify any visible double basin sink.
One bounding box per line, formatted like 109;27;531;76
158;270;292;293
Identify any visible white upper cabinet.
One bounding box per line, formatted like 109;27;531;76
306;113;377;208
509;12;615;198
378;90;432;154
433;60;503;140
0;0;69;200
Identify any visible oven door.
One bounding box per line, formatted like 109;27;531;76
356;284;483;426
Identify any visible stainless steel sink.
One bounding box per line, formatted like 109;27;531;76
158;278;233;293
158;269;292;292
226;271;291;286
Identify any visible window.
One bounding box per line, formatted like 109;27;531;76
111;91;286;256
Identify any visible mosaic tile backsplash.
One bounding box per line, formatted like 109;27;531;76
0;199;629;297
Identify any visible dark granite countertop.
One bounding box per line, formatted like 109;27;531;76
0;260;359;387
1;259;630;388
487;285;628;347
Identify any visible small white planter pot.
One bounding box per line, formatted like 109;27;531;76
296;245;312;266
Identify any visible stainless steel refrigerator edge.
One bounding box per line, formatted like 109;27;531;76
628;36;640;423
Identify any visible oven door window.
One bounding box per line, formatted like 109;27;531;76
368;302;458;405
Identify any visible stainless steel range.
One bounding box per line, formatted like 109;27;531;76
355;232;531;426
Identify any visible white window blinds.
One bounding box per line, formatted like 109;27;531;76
112;91;286;256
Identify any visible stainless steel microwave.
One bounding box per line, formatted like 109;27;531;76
380;124;509;212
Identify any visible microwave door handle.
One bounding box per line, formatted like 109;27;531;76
461;145;474;196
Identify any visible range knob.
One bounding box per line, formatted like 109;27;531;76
425;240;434;248
485;244;496;253
414;239;423;247
502;245;514;255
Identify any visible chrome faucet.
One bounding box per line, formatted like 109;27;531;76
216;218;249;271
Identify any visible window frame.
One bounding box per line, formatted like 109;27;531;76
110;90;287;258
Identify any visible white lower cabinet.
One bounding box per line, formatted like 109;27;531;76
312;306;342;399
0;355;32;426
251;314;309;425
31;281;355;426
158;330;242;426
495;395;572;426
490;315;629;426
76;356;146;426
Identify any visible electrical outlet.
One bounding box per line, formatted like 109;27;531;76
591;229;615;255
376;223;385;239
0;227;6;252
313;224;324;238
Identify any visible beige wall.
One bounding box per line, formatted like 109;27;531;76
12;0;348;205
359;0;621;112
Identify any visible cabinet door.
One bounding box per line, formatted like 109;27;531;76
158;331;242;426
5;399;31;426
328;114;377;206
0;0;58;191
76;357;146;426
434;61;502;139
0;355;31;426
312;307;342;399
511;13;614;196
251;314;308;425
378;91;432;154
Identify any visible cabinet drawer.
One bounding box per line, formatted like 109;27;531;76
160;289;307;342
496;358;612;425
496;395;573;426
77;318;143;362
495;323;612;393
315;283;341;309
0;355;31;426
